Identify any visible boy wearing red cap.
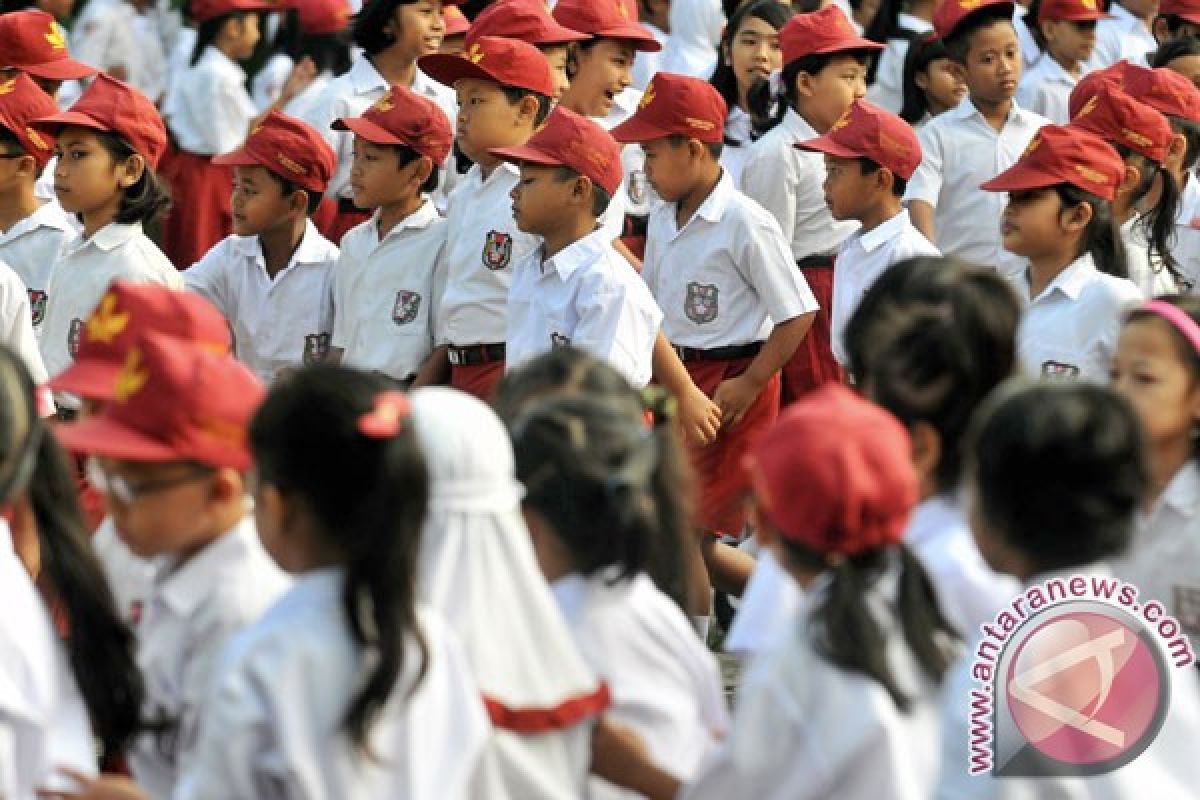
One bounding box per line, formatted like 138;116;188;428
55;331;289;797
469;0;590;103
184;111;340;384
493;106;664;387
797;100;939;368
1016;0;1109;123
328;86;453;385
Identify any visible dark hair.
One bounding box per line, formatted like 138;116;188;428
900;32;950;124
1153;12;1197;44
272;9;353;76
267;172;325;216
0;347;144;765
354;0;420;55
665;133;724;161
1052;183;1127;279
1151;33;1200;69
858;157;907;197
748;50;872;132
566;37;601;81
1167;114;1200;170
552;166;612;217
500;86;553;127
1124;295;1200;460
845;256;1021;492
1112;144;1184;284
0;125;23;156
94;132;172;226
863;0;905;83
249;366;429;753
710;0;795;121
968;382;1147;571
190;11;256;65
943;6;1016;64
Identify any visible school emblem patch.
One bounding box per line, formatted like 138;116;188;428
392;290;421;325
550;332;571;348
482;231;513;271
1040;360;1080;380
67;318;84;358
684;282;719;324
303;332;331;365
27;289;47;326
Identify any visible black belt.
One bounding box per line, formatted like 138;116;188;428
448;343;506;366
796;254;835;270
337;196;363;214
674;341;763;363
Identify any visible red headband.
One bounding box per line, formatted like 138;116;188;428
1139;300;1200;354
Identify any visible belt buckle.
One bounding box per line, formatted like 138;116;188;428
448;349;461;366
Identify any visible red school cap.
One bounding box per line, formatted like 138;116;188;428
1067;60;1130;119
1070;86;1172;165
0;11;96;82
54;331;265;470
295;0;352;35
609;72;727;145
30;74;167;168
1159;0;1200;25
333;84;454;166
980;123;1125;201
552;0;663;52
443;5;470;37
1121;65;1200;124
490;105;623;195
743;385;918;558
932;0;1015;41
419;36;556;97
189;0;288;25
213;110;337;193
1037;0;1108;23
48;281;232;401
795;100;922;180
780;6;884;67
0;73;60;167
469;0;590;46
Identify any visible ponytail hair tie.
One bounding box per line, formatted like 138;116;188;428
1139;300;1200;355
357;390;411;439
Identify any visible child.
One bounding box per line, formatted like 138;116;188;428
31;74;182;392
328;86;452;385
1088;0;1158;68
868;0;937;113
1112;296;1200;658
740;5;883;402
981;123;1142;381
251;0;354;117
301;0;458;244
468;0;590;103
416;35;555;401
0;10;97;97
510;392;729;800
1016;0;1106;123
797;99;940;366
494;106;664;388
1152;0;1200;49
898;31;969;126
54;331;291;798
905;0;1048;280
594;384;959;800
184;110;340;383
71;0;166;104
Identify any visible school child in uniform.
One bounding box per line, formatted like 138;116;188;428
905;0;1049;280
495;107;663;388
301;0;459;244
593;384;959;800
898;31;968;126
328;86;452;385
708;0;793;187
1111;296;1200;658
1087;0;1157;68
981;123;1142;381
416;35;555;401
0;10;97;99
184;111;340;384
70;0;164;104
797;99;939;366
54;331;290;799
440;5;470;55
251;0;354;118
1016;0;1107;123
510;393;729;800
410;388;609;800
867;0;936;113
939;382;1200;798
468;0;590;104
31;74;182;393
740;5;883;402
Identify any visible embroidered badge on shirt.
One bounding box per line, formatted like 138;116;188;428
27;289;47;326
1041;360;1081;380
392;290;421;325
685;282;719;324
67;318;84;358
482;231;513;270
303;332;331;365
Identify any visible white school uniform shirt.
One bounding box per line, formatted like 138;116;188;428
39;222;182;382
1087;1;1156;71
0;261;48;385
867;13;935;114
1010;252;1143;382
1014;5;1042;71
1015;53;1076;124
251;52;294;111
683;559;945;800
1171;175;1200;292
70;0;153;100
552;570;729;800
0;201;77;324
176;569;488;800
831;209;940;365
437;162;538;347
742;107;861;260
723;547;803;659
1122;216;1181;297
506;228;662;387
165;46;257;156
332;202;447;380
719;106;754;188
630;22;669;90
660;0;724;79
185;220;339;383
129;516;290;800
92;515;156;625
0;521;96;800
906;99;1048;278
643;169;819;348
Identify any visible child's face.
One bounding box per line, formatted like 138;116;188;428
231;165;296;237
99;458;222;559
387;0;446;63
1164;53;1200;89
961;20;1021;106
52;127;127;217
510;163;577;234
822;155;876;220
227;13;262;61
350;137;422;208
726;16;782;105
0;136;37;194
455;78;534;163
999;187;1065;258
542;44;572;103
640;136;698;202
916;57;968;115
795;53;868;134
566;39;637;118
1112;317;1200;451
1042;19;1097;68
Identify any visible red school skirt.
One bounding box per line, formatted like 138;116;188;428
780;258;845;406
684;354;781;536
158;146;233;269
450;360;506;403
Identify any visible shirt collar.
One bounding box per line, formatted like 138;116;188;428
201;45;247;81
782;106;818;141
543;227;609;280
74;222;142;254
1026;253;1098;302
411;68;445;101
1110;1;1140;28
694;169;736;224
232;219;330;268
0;200;75;243
857;208;912;253
349;55;388;95
372;199;441;242
1036;52;1076;84
155;516;258;617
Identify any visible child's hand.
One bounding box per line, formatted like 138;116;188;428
712;374;763;428
279;57;318;106
678;384;721;445
591;717;651;782
37;770;148;800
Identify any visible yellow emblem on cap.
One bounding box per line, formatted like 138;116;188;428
831;109;852;131
686;116;716;131
277;152;308;175
465;43;485;64
1023;135;1041;157
113;348;149;404
640;83;656;109
86;293;130;345
25;127;49;151
1075;164;1109;184
44;22;66;51
0;79;15;95
959;0;984;9
1081;0;1097;8
1075;95;1099;118
1122;128;1154;149
373;93;395;113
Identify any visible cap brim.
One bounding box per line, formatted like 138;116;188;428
811;36;886;54
418;53;494;88
489;142;565;168
979;162;1058;193
21;58;98;81
54;416;179;462
211;147;261;168
609;115;674;143
46;361;122;400
331;116;407;146
592;25;663;52
794;134;863;159
29;108;107;136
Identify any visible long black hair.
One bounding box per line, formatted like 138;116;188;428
899;31;949;124
710;0;795;134
1055;183;1129;279
272;9;353;76
1113;142;1185;286
249;366;428;754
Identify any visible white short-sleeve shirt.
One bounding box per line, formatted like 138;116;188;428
185;220;339;383
1170;176;1200;292
660;0;724;79
0;261;48;384
332;202;448;380
1086;2;1156;71
1123;217;1182;297
1015;53;1076;125
1010;253;1143;383
867;14;935;114
506;227;663;387
165;46;258;156
642;170;819;348
0;201;77;328
905;99;1048;277
831;209;940;365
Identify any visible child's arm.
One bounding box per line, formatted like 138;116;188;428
904;126;943;243
712;313;814;428
908;200;936;242
741;143;799;243
653;332;721;445
591;717;682;800
411;345;450;387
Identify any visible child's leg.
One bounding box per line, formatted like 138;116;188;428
780;260;845;405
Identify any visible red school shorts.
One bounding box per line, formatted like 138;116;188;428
157;146;233;269
781;262;846;406
450;360;506;404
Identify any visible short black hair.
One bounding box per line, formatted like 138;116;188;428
266;174;323;217
353;0;419;55
1152;32;1200;68
858;157;907;197
554;166;611;217
943;6;1017;64
190;11;256;65
501;86;553;127
665;133;724;161
94;132;171;225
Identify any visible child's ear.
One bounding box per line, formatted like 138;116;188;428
909;421;942;498
289;188;311;215
876;166;895;194
1118;164;1142;197
209;467;245;506
1061;197;1095;232
573;174;594;208
117;152;145;189
687;137;707;161
517;94;542;126
794;70;816;100
407;155;434;190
